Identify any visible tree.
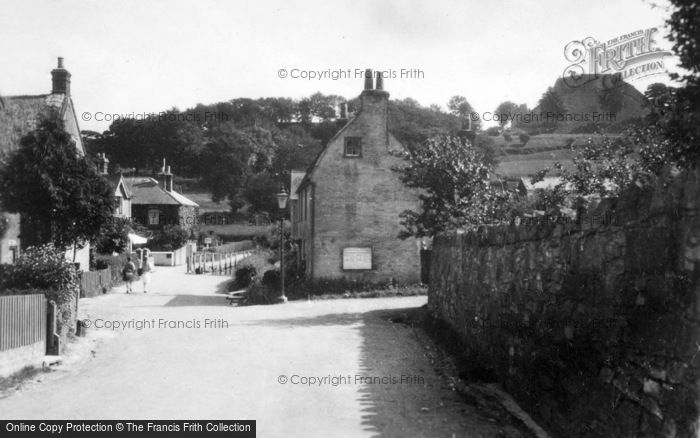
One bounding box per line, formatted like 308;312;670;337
447;95;474;118
389;98;461;151
0;113;114;260
242;172;281;218
621;1;700;171
447;96;480;130
537;87;566;131
494;101;519;127
392;135;507;238
95;217;131;254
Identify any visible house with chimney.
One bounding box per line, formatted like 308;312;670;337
0;58;90;268
122;162;199;233
96;153;133;219
290;71;422;283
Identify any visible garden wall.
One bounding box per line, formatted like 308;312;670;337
429;168;700;437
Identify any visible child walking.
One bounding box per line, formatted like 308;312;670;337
141;250;153;293
122;256;136;293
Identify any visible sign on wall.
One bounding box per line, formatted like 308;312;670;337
342;247;372;270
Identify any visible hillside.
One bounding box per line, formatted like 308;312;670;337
533;74;648;133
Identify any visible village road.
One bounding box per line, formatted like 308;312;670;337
0;265;506;438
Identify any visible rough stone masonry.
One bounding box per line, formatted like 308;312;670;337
429;168;700;437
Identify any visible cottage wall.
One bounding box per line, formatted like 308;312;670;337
302;86;421;283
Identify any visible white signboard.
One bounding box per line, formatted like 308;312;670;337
342;247;372;270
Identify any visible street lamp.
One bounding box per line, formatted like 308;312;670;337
276;187;289;303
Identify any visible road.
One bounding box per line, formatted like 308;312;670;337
0;265;507;437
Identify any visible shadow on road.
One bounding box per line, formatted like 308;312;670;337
239;305;500;437
163;295;229;307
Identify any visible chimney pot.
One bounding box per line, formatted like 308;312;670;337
340;102;348;119
375;72;384;90
363;69;373;90
51;57;71;95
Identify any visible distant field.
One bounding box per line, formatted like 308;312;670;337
499;148;576;162
199;223;271;242
492;133;617;178
497;157;576;178
490;133;615;150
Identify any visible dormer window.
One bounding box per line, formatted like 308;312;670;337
344;137;362;157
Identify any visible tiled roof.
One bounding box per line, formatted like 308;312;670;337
105;174;132;198
0;93;84;157
168;190;199;207
0;94;54;155
122;176;199;207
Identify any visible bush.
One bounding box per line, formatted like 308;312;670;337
95;217;130;254
152;225;189;251
485;126;500;136
234;264;257;289
0;244;79;339
243;276;427;304
503;133;512;142
94;253;129;284
262;269;281;288
210;240;255;253
519;133;530;146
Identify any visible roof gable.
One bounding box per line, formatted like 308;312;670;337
123;176;198;207
0;93;85;157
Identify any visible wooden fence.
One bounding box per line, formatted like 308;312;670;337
0;294;46;353
187;250;253;275
79;268;112;298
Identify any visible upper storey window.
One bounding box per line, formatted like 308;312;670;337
344;137;362;157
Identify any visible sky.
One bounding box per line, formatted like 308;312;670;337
0;0;681;132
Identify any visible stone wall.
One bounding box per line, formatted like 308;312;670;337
429;169;700;437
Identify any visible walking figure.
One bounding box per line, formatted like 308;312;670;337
122;256;137;293
141;249;154;293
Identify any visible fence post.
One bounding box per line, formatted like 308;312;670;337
46;300;60;355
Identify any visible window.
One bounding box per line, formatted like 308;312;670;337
148;209;160;225
115;196;123;215
344;137;362;157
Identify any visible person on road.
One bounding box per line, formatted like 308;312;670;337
123;256;136;294
141;250;153;293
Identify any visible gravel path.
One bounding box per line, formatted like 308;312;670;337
0;265;506;437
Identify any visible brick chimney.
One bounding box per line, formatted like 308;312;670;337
165;166;173;192
336;102;349;127
359;69;389;117
98;153;109;175
51;57;71;95
158;159;174;192
458;118;476;144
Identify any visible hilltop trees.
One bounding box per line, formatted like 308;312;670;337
0;113;113;259
85;93;467;218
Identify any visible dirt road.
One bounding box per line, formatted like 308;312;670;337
0;265;507;437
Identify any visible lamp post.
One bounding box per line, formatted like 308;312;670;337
276;187;289;303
